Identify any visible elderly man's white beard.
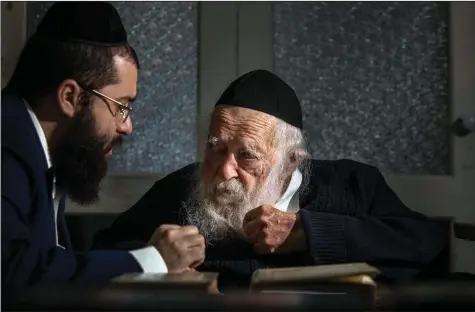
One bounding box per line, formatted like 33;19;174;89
183;162;286;245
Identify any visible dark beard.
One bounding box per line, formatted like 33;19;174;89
52;107;122;205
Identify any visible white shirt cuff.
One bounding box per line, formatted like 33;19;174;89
129;246;168;273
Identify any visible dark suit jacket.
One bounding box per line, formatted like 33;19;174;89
1;93;143;305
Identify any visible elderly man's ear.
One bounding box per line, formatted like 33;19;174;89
286;149;309;173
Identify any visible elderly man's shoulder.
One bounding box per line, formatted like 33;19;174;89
171;162;199;177
309;158;383;181
155;162;199;185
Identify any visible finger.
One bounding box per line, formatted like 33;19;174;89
158;224;182;232
181;234;205;248
149;224;182;245
182;267;197;273
243;218;264;236
187;246;205;268
243;205;271;223
190;260;203;269
243;209;258;224
248;229;261;243
178;225;200;235
165;225;199;240
253;242;274;254
253;228;281;250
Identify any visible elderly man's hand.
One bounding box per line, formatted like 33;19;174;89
242;205;306;254
148;224;206;273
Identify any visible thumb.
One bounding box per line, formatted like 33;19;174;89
159;224;182;231
148;224;182;246
243;206;260;224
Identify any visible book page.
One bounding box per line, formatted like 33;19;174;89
251;263;380;284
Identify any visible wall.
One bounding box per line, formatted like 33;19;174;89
273;2;450;175
26;1;198;174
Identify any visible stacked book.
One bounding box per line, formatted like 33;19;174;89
110;262;380;309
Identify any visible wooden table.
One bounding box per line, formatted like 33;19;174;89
12;279;475;311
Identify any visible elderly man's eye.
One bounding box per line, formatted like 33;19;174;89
207;141;218;150
240;151;256;159
208;142;226;155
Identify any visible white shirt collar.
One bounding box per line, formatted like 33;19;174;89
24;99;52;169
24;100;62;247
274;169;302;212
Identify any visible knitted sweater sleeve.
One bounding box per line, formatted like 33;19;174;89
297;160;447;279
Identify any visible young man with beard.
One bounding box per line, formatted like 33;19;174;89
1;2;205;305
93;69;448;290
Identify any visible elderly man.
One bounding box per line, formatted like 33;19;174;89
94;69;447;289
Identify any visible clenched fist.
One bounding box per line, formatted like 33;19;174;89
243;205;306;254
148;224;205;273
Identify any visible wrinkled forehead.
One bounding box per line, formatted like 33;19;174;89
209;106;277;143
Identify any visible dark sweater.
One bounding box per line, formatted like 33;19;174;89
93;159;447;289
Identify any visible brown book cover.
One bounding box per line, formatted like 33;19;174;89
249;263;380;309
109;271;220;294
250;262;379;285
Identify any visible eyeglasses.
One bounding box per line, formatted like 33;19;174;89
81;86;133;124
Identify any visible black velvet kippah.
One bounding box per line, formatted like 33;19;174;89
215;69;303;129
35;2;128;46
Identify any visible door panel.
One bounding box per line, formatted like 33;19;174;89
388;2;475;273
273;1;451;175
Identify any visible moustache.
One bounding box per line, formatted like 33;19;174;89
211;179;245;197
105;135;123;153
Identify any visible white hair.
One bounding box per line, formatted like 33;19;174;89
184;114;311;245
272;118;311;188
273;118;309;162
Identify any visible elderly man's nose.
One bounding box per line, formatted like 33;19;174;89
219;154;239;181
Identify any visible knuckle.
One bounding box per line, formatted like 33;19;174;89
158;224;172;233
163;229;174;242
261;205;273;216
261;217;270;225
171;239;182;251
185;225;199;233
264;204;272;210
